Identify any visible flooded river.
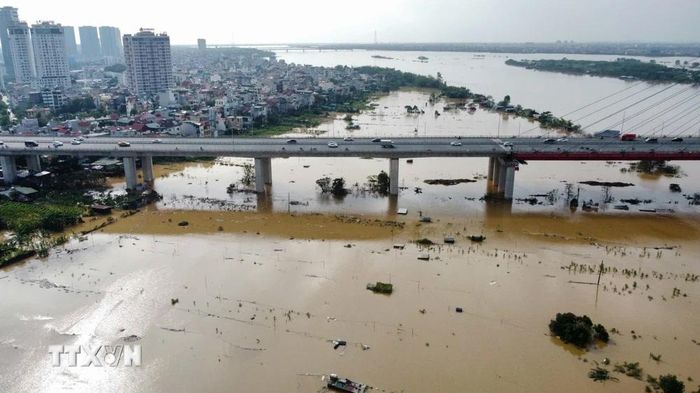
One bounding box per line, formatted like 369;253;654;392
1;50;699;393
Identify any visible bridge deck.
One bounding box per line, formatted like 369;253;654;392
1;136;699;160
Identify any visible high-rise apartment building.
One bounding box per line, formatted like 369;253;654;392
198;38;206;51
78;25;101;59
99;26;122;58
31;22;70;89
0;6;19;80
63;26;78;58
7;22;34;83
123;29;174;96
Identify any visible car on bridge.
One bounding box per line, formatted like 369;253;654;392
328;141;339;148
672;137;684;142
286;139;297;144
52;141;64;147
543;138;556;144
645;137;658;144
24;140;39;148
71;140;81;145
152;139;162;144
620;133;637;141
343;137;354;142
450;141;462;146
118;141;131;147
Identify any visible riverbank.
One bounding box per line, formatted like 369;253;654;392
505;58;700;84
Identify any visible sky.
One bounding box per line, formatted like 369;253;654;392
12;0;700;45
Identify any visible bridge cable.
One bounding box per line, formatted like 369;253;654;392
591;85;694;133
667;112;700;137
581;83;680;131
645;103;700;137
624;90;700;135
517;81;654;135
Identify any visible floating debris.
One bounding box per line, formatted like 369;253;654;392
332;339;347;350
326;373;368;393
367;282;393;294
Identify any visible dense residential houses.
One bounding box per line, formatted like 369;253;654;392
0;5;382;139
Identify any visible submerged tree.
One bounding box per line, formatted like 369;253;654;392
331;178;348;197
549;312;609;348
240;163;254;185
316;177;332;193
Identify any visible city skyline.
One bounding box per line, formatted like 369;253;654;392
11;0;700;45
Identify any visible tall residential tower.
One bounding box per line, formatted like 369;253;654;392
0;6;19;80
78;25;101;60
31;21;70;89
123;29;174;96
63;26;78;59
99;26;122;59
7;22;34;83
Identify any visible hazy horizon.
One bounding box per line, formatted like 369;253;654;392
11;0;700;46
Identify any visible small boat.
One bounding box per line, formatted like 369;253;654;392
327;374;368;393
468;235;486;242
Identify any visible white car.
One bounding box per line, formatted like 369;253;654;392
327;141;339;148
52;141;64;147
502;141;513;147
76;137;85;141
71;140;81;145
557;138;568;142
343;137;354;142
152;139;162;144
450;141;462;146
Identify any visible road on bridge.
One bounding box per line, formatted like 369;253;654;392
1;136;700;160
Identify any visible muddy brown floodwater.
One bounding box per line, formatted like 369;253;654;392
2;54;700;392
1;206;699;393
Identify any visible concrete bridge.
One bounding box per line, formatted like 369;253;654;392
1;136;699;199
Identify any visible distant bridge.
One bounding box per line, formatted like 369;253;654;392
1;136;699;199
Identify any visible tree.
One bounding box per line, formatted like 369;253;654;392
657;375;685;393
498;95;511;106
331;178;348;197
240;163;254;185
315;177;332;193
549;312;608;348
366;172;390;194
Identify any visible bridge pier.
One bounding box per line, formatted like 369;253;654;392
254;157;271;194
1;156;18;184
123;157;138;190
487;157;517;200
26;155;42;172
487;157;495;185
389;158;399;196
141;155;154;184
